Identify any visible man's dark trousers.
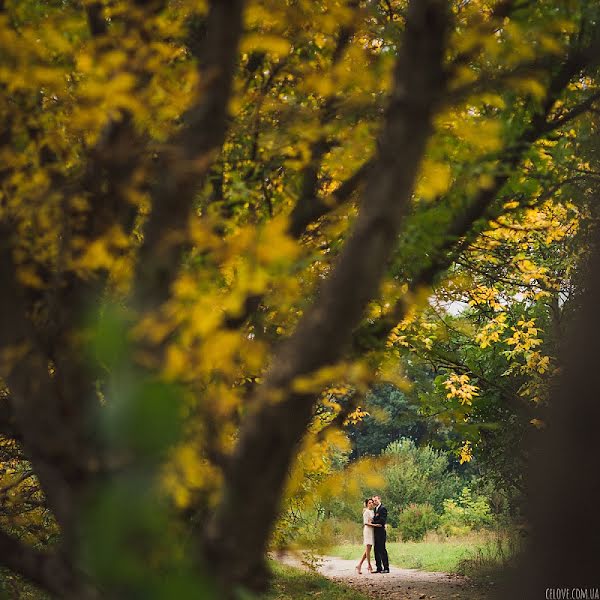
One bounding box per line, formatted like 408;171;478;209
374;527;389;572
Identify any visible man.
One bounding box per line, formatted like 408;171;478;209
371;494;390;574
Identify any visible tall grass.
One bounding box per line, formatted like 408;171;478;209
456;528;523;579
328;530;518;574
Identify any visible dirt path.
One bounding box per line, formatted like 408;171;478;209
279;554;489;600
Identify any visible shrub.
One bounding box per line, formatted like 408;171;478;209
397;503;440;542
382;438;463;523
323;517;363;545
457;530;523;578
439;486;493;536
384;523;399;542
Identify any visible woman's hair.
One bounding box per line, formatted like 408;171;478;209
363;498;372;507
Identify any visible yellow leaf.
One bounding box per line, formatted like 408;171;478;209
416;160;452;201
241;33;291;56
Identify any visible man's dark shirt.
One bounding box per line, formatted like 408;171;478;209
372;502;390;571
373;504;387;535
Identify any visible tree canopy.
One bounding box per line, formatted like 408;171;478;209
0;0;599;597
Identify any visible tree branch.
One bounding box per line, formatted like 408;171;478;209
134;0;245;312
542;90;600;133
288;3;360;236
222;158;374;330
203;0;451;593
353;27;600;354
84;2;107;37
0;529;100;599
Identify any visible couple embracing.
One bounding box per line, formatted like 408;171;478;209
356;494;390;575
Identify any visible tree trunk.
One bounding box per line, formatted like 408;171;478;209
202;0;450;594
497;219;600;595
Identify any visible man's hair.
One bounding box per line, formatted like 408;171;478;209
373;494;381;500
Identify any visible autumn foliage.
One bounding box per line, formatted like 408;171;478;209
0;0;599;597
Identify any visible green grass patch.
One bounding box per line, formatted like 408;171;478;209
328;537;485;573
264;562;369;600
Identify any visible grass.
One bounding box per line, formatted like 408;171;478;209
455;531;522;579
328;532;493;573
264;562;369;600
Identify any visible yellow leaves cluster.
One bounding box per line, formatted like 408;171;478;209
72;37;198;142
461;119;503;152
475;198;581;299
344;406;369;425
510;77;546;101
515;258;547;284
505;319;542;352
387;329;410;348
468;285;502;310
241;33;291;57
445;6;571;131
162;445;222;509
0;14;74;93
281;430;380;534
443;373;479;406
434;109;503;159
70;226;131;275
292;361;370;395
283;427;350;503
376;354;412;391
133;311;179;349
493;316;555;403
475;311;508;349
458;441;473;464
415;160;453;201
0;342;30;378
525;352;551;375
0;2;206;295
15;265;44;289
474;310;551;402
255;215;300;266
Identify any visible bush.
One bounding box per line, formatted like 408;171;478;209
439;487;493;536
457;530;523;578
397;503;440;542
384;523;399;542
322;518;363;545
382;438;463;523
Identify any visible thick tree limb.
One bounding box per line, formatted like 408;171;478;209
0;3;175;565
0;529;100;599
0;228;91;541
0;395;20;441
134;0;244;311
496;207;600;597
84;2;107;37
287;158;374;239
0;470;34;496
222;158;374;330
203;0;450;593
288;5;359;237
542;90;600;133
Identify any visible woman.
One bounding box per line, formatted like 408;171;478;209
355;498;375;574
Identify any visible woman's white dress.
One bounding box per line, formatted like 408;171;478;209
363;508;375;546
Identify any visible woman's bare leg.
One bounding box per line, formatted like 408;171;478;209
366;545;373;571
357;548;367;571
